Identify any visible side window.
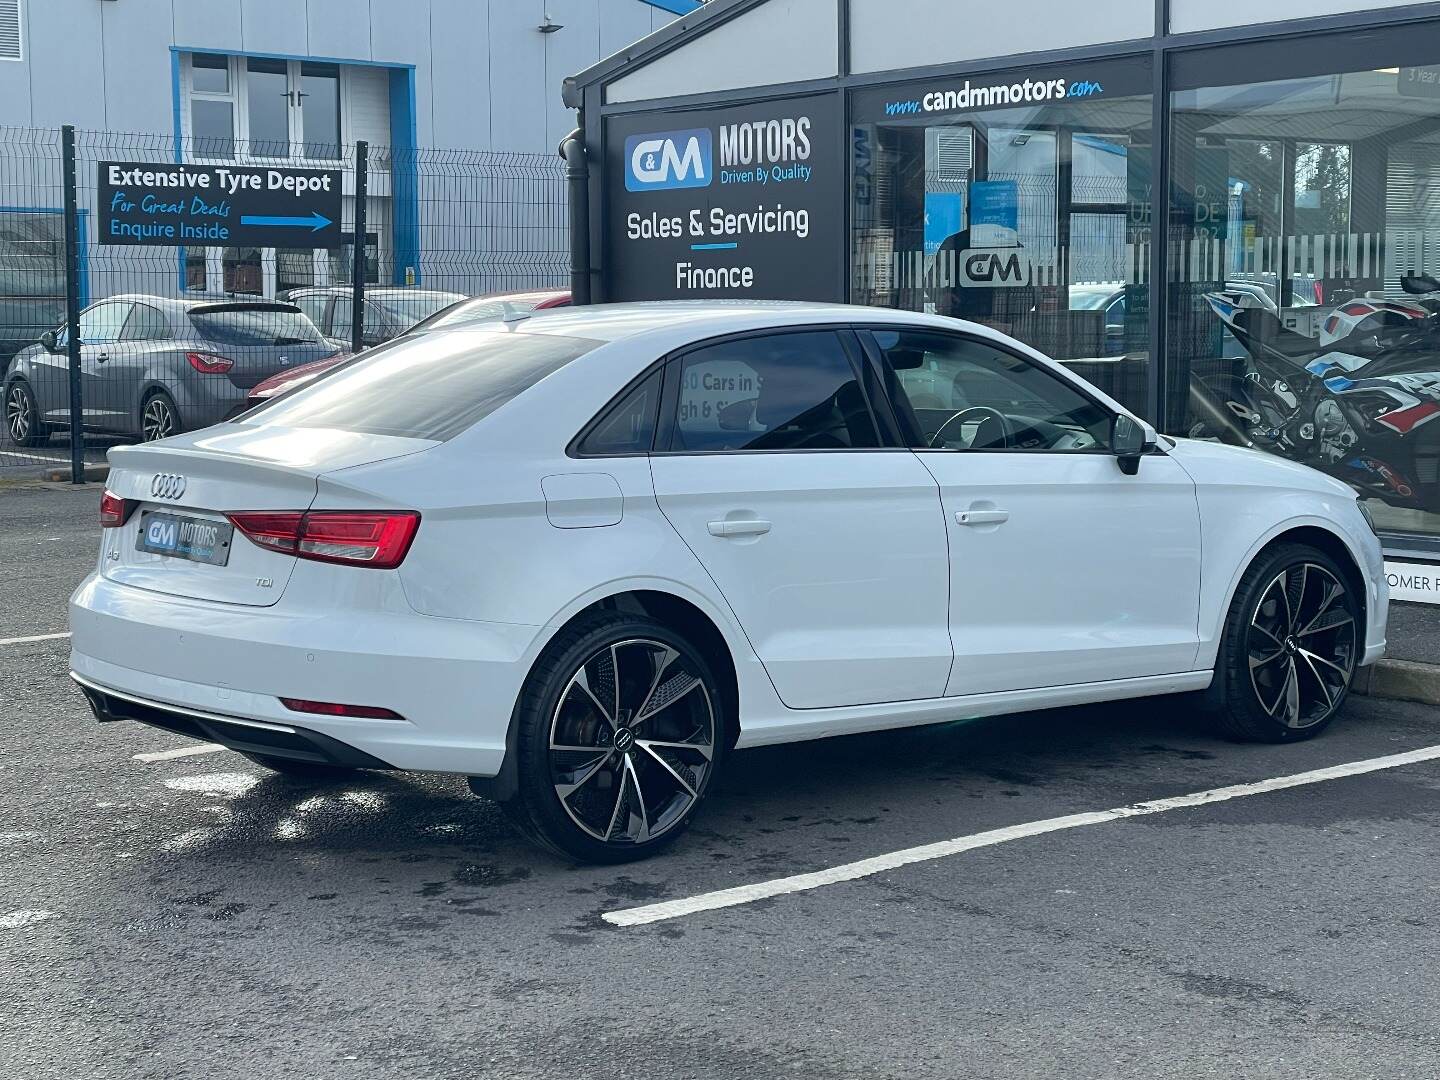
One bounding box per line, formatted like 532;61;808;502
868;330;1113;452
293;295;328;330
121;304;170;341
78;302;131;345
575;370;661;456
668;331;878;452
332;299;385;339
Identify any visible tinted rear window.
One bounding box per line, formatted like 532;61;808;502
240;330;600;440
191;308;325;346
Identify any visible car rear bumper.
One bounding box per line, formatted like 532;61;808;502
69;571;542;776
73;671;397;768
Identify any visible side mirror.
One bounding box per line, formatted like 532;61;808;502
39;330;57;353
1112;414;1158;475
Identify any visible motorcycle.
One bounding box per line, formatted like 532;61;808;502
1196;274;1440;513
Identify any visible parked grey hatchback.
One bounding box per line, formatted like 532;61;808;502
4;295;335;446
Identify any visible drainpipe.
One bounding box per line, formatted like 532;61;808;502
559;124;591;306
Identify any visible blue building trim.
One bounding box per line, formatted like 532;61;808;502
0;206;89;309
641;0;703;14
171;48;186;294
168;46;419;294
389;67;420;286
175;45;417;71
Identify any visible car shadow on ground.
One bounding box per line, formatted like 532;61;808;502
141;694;1218;874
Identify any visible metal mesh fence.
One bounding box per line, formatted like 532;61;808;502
0;126;569;475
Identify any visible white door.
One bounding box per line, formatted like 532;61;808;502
649;329;953;710
862;327;1203;696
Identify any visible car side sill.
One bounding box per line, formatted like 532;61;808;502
733;670;1215;749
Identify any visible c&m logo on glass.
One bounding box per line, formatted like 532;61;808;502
625;128;713;192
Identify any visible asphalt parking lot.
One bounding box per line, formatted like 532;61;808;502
4;479;1440;1080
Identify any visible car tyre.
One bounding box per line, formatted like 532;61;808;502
501;611;726;863
1208;542;1360;742
5;380;50;447
140;389;181;442
239;750;355;781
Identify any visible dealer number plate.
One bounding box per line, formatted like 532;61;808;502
136;511;233;566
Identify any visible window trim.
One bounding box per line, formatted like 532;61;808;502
120;302;171;342
79;300;134;346
652;325;894;457
855;325;1126;456
567;363;667;459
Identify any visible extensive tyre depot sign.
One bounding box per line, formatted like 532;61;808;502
604;94;844;301
98;161;343;248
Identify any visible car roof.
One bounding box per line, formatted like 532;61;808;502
89;294;305;314
284;286;465;300
486;300;968;345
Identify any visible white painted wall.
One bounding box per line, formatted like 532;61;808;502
848;0;1153;74
0;0;680;152
606;0;837;104
1169;0;1434;34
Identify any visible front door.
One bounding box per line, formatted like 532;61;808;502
649;329;952;711
863;327;1203;696
39;300;133;430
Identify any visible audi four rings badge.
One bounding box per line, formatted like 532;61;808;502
151;473;186;500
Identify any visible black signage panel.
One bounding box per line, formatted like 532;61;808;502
850;55;1153;123
98;160;344;248
604;93;845;302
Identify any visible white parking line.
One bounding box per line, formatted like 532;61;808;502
604;743;1440;927
0;449;67;463
133;743;227;763
0;632;70;646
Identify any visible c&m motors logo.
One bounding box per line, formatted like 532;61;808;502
625;128;713;192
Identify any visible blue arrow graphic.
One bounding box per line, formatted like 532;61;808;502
239;211;333;232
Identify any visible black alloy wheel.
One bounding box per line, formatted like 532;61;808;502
1211;543;1359;741
502;612;723;862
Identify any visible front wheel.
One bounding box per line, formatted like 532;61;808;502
5;380;49;447
501;612;725;863
1209;543;1360;742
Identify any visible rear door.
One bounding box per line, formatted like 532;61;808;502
649;328;952;710
862;327;1203;695
112;302;172;431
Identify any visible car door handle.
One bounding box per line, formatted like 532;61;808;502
955;509;1009;526
708;519;772;538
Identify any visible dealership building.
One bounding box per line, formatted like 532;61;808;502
567;0;1440;589
0;0;688;356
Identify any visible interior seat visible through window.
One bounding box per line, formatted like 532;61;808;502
669;331;879;453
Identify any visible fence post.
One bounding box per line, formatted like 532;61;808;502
350;140;368;355
61;125;84;485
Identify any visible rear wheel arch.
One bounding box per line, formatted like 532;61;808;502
472;587;741;805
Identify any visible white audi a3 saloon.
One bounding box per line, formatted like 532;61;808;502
70;302;1388;862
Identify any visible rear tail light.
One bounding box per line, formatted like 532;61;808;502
99;489;134;527
225;510;420;569
186;351;234;374
280;697;404;720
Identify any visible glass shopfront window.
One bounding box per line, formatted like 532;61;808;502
1167;26;1440;550
851;59;1155;416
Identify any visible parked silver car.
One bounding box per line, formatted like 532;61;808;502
280;287;466;350
4;295;335;446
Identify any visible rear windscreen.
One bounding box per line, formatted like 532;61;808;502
239;330;601;440
191;308;326;346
